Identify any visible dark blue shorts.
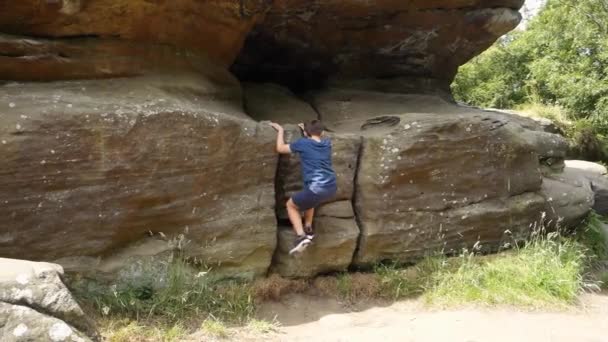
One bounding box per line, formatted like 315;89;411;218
292;187;336;211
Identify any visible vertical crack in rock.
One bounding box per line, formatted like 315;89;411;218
269;149;287;276
348;136;365;270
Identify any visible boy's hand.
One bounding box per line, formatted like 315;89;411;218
269;122;284;132
298;123;309;137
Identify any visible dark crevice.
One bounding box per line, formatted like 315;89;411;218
348;136;366;269
0;52;27;58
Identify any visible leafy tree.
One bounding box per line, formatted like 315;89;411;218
452;0;608;123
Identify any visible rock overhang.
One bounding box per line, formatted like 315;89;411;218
1;0;524;94
232;0;524;91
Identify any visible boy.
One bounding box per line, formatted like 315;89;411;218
269;120;337;255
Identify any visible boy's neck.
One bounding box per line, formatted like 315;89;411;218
310;135;322;142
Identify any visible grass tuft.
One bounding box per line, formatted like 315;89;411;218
251;274;308;302
103;320;187;342
424;235;586;308
246;318;280;334
201;318;229;338
577;211;608;261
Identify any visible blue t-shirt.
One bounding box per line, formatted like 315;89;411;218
289;138;337;194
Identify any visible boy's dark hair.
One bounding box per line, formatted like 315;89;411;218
304;120;324;136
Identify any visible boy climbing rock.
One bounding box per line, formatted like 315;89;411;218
270;120;337;255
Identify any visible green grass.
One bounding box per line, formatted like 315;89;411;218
246;318;280;334
103;320;187;342
75;214;608;341
367;224;592;309
335;272;353;300
516;102;572;126
515;102;608;161
577;211;608;261
424;237;585;308
73;254;255;325
201;318;229;338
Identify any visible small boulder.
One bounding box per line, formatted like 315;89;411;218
564;160;608;216
540;166;595;227
0;258;98;341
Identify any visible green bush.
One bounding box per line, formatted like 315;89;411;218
452;0;608;144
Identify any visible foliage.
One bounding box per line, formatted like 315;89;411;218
452;0;608;145
577;211;608;261
516;103;608;160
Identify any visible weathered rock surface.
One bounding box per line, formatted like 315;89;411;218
273;202;359;278
0;33;237;82
1;1;595;280
234;0;524;89
561;160;608;217
0;73;277;279
0;258;97;341
0;1;270;72
313;89;562;265
243;83;318;124
540;167;595;228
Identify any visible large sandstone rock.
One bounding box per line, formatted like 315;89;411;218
0;33;237;81
313;88;558;265
234;0;524;89
1;0;592;280
556;160;608;218
0;258;97;341
0;73;277;279
540;167;594;228
0;1;270;72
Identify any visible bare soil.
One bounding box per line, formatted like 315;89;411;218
238;293;608;342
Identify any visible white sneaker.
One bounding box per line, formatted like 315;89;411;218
289;235;312;255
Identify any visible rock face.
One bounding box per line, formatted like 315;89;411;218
560;160;608;218
0;73;277;279
234;0;524;89
0;258;97;341
540;167;595;228
0;0;594;281
0;1;270;71
313;89;553;265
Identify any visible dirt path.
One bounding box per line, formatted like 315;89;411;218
253;294;608;342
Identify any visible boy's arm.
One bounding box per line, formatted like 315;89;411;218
269;122;291;154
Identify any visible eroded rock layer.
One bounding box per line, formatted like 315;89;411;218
311;88;570;265
234;0;524;89
0;73;277;279
1;0;602;281
0;0;270;66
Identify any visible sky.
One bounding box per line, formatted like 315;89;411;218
519;0;546;28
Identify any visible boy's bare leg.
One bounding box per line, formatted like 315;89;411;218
286;199;305;236
304;208;314;233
